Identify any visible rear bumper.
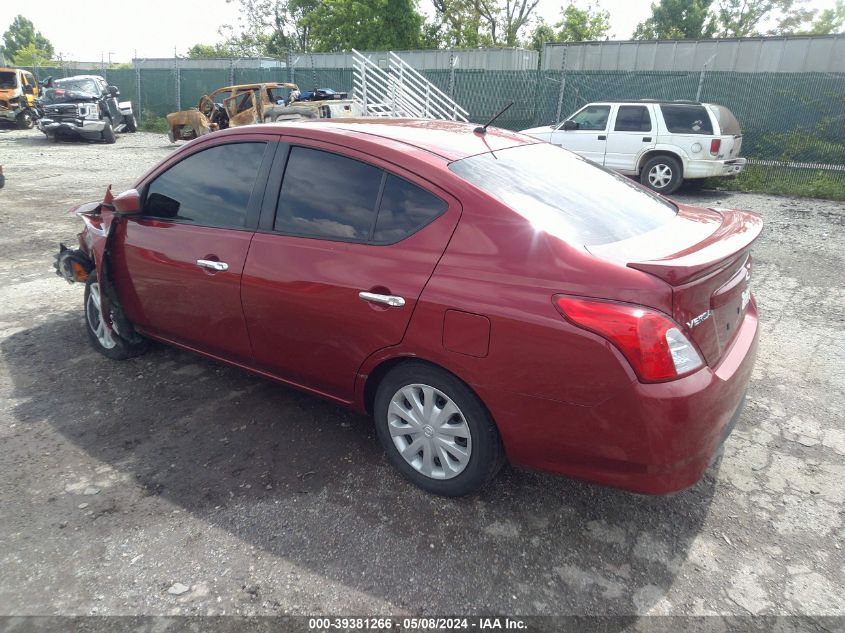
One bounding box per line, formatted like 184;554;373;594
482;302;759;494
686;157;747;179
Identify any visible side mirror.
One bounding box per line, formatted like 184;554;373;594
108;85;119;97
113;189;142;214
562;120;578;131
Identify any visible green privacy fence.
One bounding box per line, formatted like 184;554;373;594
22;65;845;197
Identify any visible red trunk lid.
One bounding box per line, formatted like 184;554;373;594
589;204;762;365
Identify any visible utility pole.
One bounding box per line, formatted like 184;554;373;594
135;49;142;122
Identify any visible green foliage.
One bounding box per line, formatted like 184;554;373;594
473;0;541;46
633;0;716;39
187;43;237;58
805;0;845;34
430;0;483;47
632;0;839;39
11;42;52;66
528;20;557;52
704;165;845;200
304;0;424;52
555;3;611;42
139;115;169;134
2;15;54;63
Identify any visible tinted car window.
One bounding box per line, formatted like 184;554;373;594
373;175;448;243
614;106;652;132
660;104;714;135
144;142;266;228
275;147;383;241
568;105;610;131
449;143;677;247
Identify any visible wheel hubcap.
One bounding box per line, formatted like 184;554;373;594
86;283;117;349
648;164;673;189
388;384;472;480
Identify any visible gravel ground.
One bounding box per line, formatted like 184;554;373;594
0;128;843;619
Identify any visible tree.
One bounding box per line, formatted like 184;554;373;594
430;0;483;47
713;0;814;37
473;0;541;46
528;19;557;51
187;43;237;58
2;15;54;63
633;0;716;39
555;3;611;41
11;42;52;66
806;0;845;34
303;0;424;52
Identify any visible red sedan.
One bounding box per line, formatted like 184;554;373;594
55;119;761;496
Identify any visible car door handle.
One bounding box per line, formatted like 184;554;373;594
359;291;405;307
598;135;606;140
643;137;653;142
196;259;229;272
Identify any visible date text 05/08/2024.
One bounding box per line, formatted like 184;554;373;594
308;617;527;631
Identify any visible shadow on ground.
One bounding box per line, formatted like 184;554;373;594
2;315;721;615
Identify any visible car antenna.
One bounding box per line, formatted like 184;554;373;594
474;102;514;135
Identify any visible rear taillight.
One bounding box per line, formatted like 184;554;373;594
710;138;721;155
553;296;703;382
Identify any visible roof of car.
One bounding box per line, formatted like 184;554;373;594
257;118;537;161
55;75;105;82
583;99;707;106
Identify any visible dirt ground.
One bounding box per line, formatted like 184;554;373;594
0;128;843;619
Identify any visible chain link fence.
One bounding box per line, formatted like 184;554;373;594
20;63;845;198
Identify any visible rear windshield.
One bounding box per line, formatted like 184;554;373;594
449;143;677;247
709;104;742;135
660;104;713;135
0;71;17;89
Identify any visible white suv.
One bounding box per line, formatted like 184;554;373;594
520;100;746;194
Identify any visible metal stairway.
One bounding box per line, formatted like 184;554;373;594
351;49;469;122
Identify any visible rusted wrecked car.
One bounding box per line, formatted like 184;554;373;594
166;82;364;142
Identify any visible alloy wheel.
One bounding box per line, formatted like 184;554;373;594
86;282;117;349
648;163;673;189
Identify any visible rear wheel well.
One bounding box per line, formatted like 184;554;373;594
363;357;492;424
638;150;684;176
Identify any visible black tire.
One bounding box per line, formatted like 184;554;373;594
17;110;34;129
374;361;505;496
125;114;137;132
640;155;682;195
101;119;116;144
84;271;147;360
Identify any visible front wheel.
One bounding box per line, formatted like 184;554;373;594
101;119;116;144
373;362;505;496
640;155;682;195
84;271;147;360
125;114;137;132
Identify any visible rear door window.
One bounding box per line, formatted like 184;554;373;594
275;147;383;241
144;142;267;228
449;143;677;247
373;175;448;243
614;106;652;132
660;104;713;135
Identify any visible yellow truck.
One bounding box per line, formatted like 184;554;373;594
0;67;40;129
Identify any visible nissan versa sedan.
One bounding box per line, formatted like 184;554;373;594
54;119;761;497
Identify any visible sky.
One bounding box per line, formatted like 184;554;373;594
0;0;841;63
